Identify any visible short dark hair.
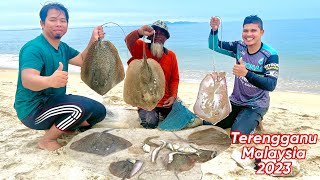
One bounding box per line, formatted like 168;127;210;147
39;2;69;23
243;15;263;30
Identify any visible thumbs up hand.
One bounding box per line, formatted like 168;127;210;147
57;62;63;71
233;57;248;77
49;62;68;88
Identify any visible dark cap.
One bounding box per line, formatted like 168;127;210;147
151;20;170;39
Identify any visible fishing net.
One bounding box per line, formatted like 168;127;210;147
159;99;199;131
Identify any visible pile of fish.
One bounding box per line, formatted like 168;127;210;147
142;136;217;172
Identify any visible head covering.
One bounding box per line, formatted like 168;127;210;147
151;20;170;39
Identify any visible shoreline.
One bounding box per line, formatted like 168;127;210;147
2;67;320;95
1;66;320;95
2;67;320;118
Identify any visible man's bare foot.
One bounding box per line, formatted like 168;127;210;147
38;139;62;151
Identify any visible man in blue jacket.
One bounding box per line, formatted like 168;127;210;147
207;15;279;136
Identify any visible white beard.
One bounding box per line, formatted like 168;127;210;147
151;43;164;59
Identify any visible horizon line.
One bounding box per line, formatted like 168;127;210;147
0;17;319;31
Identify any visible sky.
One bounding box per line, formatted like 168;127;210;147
0;0;319;29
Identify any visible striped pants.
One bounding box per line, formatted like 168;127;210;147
22;94;106;131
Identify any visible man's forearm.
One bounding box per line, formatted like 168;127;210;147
245;71;277;91
69;42;92;67
125;30;141;50
22;72;51;91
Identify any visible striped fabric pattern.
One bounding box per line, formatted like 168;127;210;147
35;105;82;130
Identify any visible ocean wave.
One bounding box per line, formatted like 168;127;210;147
0;54;19;69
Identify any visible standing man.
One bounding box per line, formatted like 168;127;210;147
14;3;107;151
125;20;180;129
208;15;279;136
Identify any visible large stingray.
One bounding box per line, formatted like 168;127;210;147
123;43;165;111
81;40;125;95
193;72;231;124
69;130;132;156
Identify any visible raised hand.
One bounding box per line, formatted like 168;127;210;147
210;16;221;31
138;25;155;37
49;62;68;88
233;57;248;77
90;25;105;42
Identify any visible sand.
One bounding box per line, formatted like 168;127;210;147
0;68;319;179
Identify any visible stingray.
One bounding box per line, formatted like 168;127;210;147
69;130;132;156
109;159;143;179
165;154;196;172
81;40;125;95
193;72;231;124
187;127;231;148
109;160;134;178
123;42;165;111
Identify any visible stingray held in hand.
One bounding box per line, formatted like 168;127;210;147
123;41;165;111
81;28;125;95
193;72;231;124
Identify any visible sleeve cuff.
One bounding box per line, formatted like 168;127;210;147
136;29;143;38
245;71;254;81
210;29;218;35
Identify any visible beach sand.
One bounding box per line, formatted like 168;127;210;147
0;68;319;179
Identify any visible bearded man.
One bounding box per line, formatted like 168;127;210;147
125;20;180;129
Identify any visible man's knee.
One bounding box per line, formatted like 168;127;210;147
99;105;107;119
85;104;106;127
94;103;107;119
138;109;159;129
231;121;258;135
140;121;158;129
